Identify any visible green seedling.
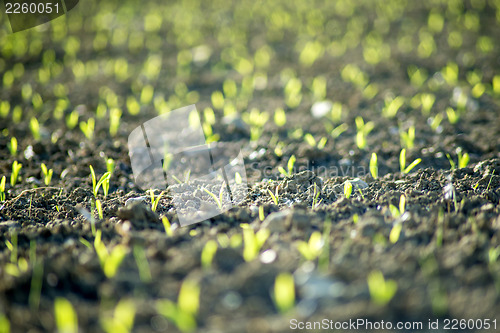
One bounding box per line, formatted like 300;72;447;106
274;108;287;127
202;185;225;211
278;155;296;177
303;133;327;149
66;110;79;129
41;163;53;186
161;216;173;236
242;108;269;141
367;270;398;305
133;245;152;283
370;152;378;179
420;93;435;115
242;226;270;261
95;199;104;219
0;314;10;333
94;230;128;278
429;113;443;131
390;223;403;244
486;170;495;192
382;96;404;118
489;246;500;264
355;116;374;150
101;299;136;333
446;107;460;124
400;125;416;149
109;108;122;137
149;190;165;212
389;194;406;218
156;278;200;332
90;165;111;198
201;240;218;269
106;158;115;174
0;176;5;201
273;272;295;313
8;137;17;156
296;231;324;261
318;219;331;272
399;149;421;174
10;161;22;187
331;123;348;138
54;298;78;333
311;183;322;208
80;117;95;140
30;117;41;141
259;205;265;221
344;180;353;199
267;188;279;205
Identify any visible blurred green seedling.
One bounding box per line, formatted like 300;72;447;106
296;231;324;261
54;298;78;333
41;163;53;186
8;137;17;156
274;107;287;127
201;240;218;269
101;299;136;333
344;180;353;199
133;245;152;283
400;125;416;149
355;116;374;150
161;216;173;236
80;117;95;140
278;155;296;177
156;278;200;332
273;272;295;313
10;161;22;187
94;230;128;278
367;270;398;306
30;117;41;141
382;96;404;118
242;225;270;261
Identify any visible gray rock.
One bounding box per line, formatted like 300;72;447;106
125;196;147;208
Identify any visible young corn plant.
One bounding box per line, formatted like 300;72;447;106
382;96;405;118
274;108;287;127
41;163;53;185
242;225;270;261
95;199;104;219
30;117;41;141
94;230;128;278
278;155;296;177
201;240;218;269
0;176;5;201
389;194;406;218
156;278;200;333
8;137;17;156
355;116;374;150
399;149;421;175
54;298;78;333
149;190;165;212
344;180;353;199
80;117;95;140
101;299;136;333
446;150;470;170
90;165;111;198
370;152;378;179
400;125;416;149
202;185;225;211
66;110;79;129
311;183;322;208
273;272;295;313
267;187;279;205
304;133;327;150
367;270;398;306
296;231;324;261
10;161;22;187
133;245;152;283
161;216;173;236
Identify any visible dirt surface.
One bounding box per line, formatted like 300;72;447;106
1;0;500;332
